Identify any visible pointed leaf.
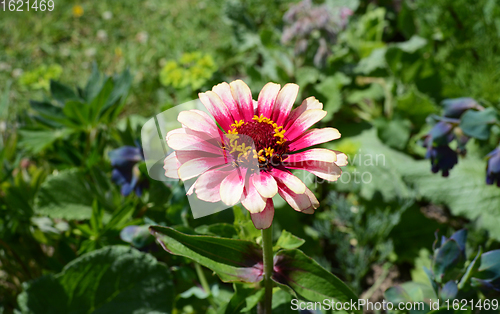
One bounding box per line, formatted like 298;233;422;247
18;129;74;154
440;281;458;301
84;62;105;102
150;226;263;283
274;230;305;251
50;80;80;105
89;77;114;123
433;240;462;283
103;69;133;111
272;249;360;312
458;247;482;289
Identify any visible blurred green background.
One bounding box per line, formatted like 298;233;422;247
1;0;500;313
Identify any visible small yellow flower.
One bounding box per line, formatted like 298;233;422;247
114;47;123;58
72;5;84;18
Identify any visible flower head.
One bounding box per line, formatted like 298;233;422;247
109;145;147;196
486;147;500;187
164;80;346;229
442;97;483;119
423;120;464;177
72;5;84;18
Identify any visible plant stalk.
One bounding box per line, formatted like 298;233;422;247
261;224;274;313
194;262;217;309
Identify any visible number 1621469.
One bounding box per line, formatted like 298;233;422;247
1;0;55;11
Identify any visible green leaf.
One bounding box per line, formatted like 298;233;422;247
90;77;114;123
316;73;351;119
396;86;438;126
218;284;263;313
18;129;74;154
375;117;412;150
385;282;435;313
399;153;500;241
150;226;263;283
0;79;12;120
272;249;359;311
274;230;305;251
29;100;66;127
50;80;80;105
354;47;387;75
103;69;133;111
458;248;482;289
194;223;239;238
395;35;427;53
63;100;90;127
35;169;94;220
328;127;414;202
84;62;105;102
17;246;174;314
433;240;462;283
459;108;497;140
295;66;320;88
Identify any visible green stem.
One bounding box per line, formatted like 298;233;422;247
194;263;210;294
261;224;274;313
194;263;217;309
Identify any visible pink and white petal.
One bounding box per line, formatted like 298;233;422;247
272;83;299;126
167;133;222;155
301;207;315;214
182;126;222;142
175;149;223;164
285;109;327;141
270;168;306;194
212;82;243;122
333;151;348;166
186;182;195;195
257;82;281;118
303;188;319;213
251;199;274;230
194;166;234;202
284;159;342;182
241;183;267;214
288;128;341;151
309;169;342;182
166;128;186;141
277;183;312;212
199;91;234;131
285;148;337;164
177;110;220;138
177;156;228;180
230;80;254;121
285;97;322;129
164;152;181;179
219;167;247;206
251;171;278;198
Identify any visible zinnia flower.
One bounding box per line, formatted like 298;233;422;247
109;144;148;196
163;80;346;229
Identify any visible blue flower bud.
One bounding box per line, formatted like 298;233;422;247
109;145;147;196
426;145;458;177
486;148;500;187
442;98;481;119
